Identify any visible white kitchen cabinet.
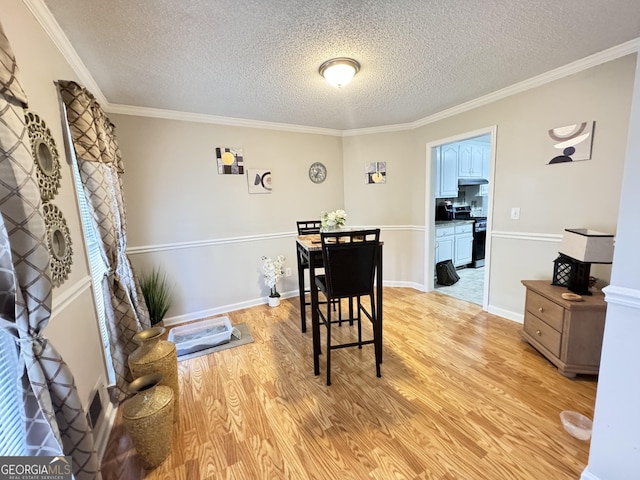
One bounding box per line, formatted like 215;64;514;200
479;183;489;196
453;222;473;267
435;225;455;263
458;142;486;178
436;222;473;267
481;144;490;180
435;144;458;198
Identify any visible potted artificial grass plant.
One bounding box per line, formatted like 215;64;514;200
140;267;173;326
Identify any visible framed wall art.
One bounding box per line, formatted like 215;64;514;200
365;161;386;184
247;169;272;194
215;147;244;174
547;121;595;164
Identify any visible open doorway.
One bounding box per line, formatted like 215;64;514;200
424;126;496;308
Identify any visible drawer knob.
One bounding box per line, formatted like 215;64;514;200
538;307;544;313
536;330;542;336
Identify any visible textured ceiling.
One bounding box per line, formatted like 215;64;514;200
42;0;640;131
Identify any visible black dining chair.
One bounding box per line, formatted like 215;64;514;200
296;221;324;321
315;228;382;385
296;220;322;236
296;220;345;331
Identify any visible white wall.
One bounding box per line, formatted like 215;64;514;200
582;50;640;480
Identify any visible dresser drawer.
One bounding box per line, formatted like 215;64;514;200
525;290;564;332
523;312;562;357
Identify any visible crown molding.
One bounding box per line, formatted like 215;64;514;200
347;38;640;136
409;38;640;131
27;0;639;136
23;0;108;105
105;103;342;136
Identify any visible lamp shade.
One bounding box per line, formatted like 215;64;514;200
319;58;360;88
559;228;614;263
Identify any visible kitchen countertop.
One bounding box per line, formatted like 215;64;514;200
435;219;475;226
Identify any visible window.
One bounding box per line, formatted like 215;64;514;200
63;106;115;385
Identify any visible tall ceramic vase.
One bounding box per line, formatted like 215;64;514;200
122;373;174;470
128;326;179;422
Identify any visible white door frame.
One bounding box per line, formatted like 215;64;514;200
423;125;497;310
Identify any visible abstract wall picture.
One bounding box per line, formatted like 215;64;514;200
547;121;595;164
365;162;386;184
247;169;272;194
216;147;244;174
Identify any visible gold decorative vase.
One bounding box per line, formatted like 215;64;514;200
128;326;179;422
122;373;174;470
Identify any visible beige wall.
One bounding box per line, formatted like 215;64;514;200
6;0;636;363
3;0;107;411
113;54;637;323
342;54;635;319
438;54;634;317
112;114;346;319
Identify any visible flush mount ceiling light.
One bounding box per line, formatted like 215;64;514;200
319;57;360;88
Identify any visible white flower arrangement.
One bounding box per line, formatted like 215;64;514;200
321;209;347;229
261;255;285;297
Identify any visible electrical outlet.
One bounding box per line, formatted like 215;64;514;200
285;267;292;277
511;207;520;220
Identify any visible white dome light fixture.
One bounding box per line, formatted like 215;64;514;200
319;57;360;88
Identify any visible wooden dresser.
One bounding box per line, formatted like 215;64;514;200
520;280;607;377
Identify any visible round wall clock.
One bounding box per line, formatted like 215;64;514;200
309;162;327;184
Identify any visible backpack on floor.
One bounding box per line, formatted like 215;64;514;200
436;259;460;286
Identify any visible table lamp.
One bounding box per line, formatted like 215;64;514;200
557;228;614;295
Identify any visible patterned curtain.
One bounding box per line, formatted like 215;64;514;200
0;24;99;479
57;80;150;401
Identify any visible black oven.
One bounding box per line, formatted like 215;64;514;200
472;217;487;268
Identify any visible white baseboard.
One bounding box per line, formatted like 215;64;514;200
383;280;425;291
164;285;522;328
94;396;116;464
487;304;523;323
163;290;299;326
580;467;600;480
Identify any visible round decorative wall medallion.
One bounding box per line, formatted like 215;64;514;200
25;111;61;201
43;203;73;287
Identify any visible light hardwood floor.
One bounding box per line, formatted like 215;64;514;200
101;288;597;479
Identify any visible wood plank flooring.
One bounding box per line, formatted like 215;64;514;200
100;288;597;479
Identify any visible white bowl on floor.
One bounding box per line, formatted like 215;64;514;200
560;410;593;440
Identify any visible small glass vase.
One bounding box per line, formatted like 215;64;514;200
320;224;344;233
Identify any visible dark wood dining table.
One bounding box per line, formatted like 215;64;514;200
295;233;383;376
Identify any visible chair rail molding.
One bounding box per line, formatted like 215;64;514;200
491;231;561;243
127;225;423;255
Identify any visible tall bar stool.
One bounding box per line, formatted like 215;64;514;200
314;229;382;386
296;221;324;331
